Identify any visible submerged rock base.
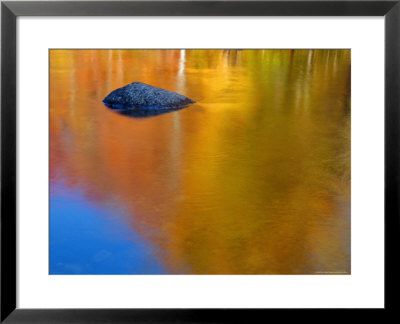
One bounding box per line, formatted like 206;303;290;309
103;82;195;111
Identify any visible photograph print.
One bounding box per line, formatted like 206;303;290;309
50;49;350;275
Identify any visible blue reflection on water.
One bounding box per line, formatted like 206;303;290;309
50;185;164;274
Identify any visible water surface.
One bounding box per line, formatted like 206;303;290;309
50;49;351;274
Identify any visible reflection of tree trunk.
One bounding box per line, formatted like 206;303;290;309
171;49;185;185
176;49;186;93
222;49;241;67
117;50;123;85
231;50;237;66
285;49;297;110
306;49;313;77
106;50;113;93
289;49;295;69
344;60;351;113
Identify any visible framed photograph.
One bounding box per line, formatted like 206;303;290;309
1;0;399;322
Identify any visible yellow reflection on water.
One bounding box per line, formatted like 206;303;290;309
50;49;350;274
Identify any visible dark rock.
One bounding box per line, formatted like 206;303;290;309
103;82;195;110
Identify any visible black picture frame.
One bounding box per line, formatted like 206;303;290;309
1;0;399;322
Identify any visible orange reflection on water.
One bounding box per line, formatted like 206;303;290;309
50;49;350;274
